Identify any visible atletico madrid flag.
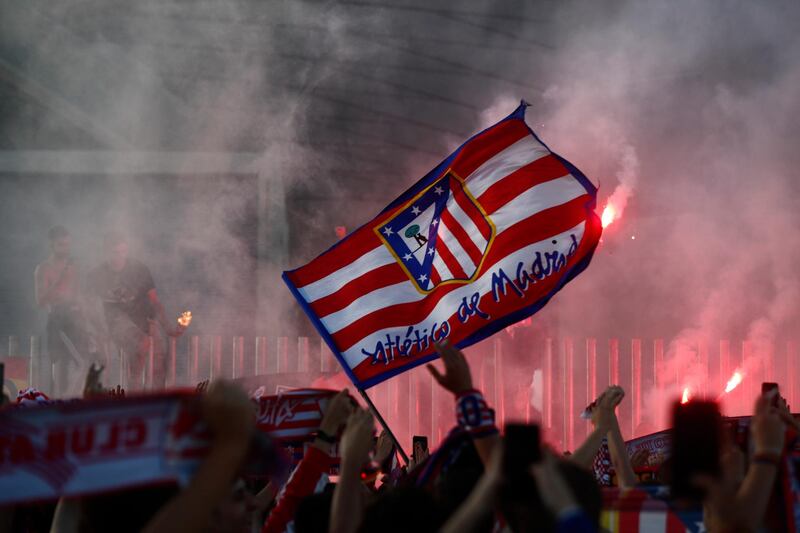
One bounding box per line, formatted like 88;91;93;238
283;102;602;389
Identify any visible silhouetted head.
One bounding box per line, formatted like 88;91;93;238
499;459;602;533
103;231;129;270
48;225;71;259
358;487;441;533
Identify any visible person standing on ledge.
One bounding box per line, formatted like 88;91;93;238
87;231;182;389
35;225;89;396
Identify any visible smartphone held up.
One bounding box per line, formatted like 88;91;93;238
670;400;722;501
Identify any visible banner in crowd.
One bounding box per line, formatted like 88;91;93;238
254;388;335;440
599;415;800;531
625;429;671;464
283;102;602;388
253;388;338;467
0;393;210;506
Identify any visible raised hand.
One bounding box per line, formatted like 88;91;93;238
408;445;430;472
83;363;105;398
590;385;636;487
591;385;624;431
319;389;356;436
202;381;255;449
339;408;375;471
196;379;210;394
374;430;395;466
426;341;473;394
329;407;375;533
143;381;256;533
752;395;786;456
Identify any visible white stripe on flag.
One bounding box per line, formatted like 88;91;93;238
300;135;551;304
465;136;550;198
432;252;453;280
444;195;488;251
315;176;588;328
340;221;587;367
297;246;394;303
488;175;584;230
639;511;666;532
438;219;478;274
270;427;325;439
258;410;322;424
320;281;422;334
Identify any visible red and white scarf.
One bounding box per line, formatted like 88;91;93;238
0;388;339;505
0;392;210;505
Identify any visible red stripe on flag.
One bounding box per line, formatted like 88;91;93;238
288;122;531;290
310;264;407;317
256;401;325;415
430;266;442;286
477;154;569;214
258;419;322;431
618;510;641;532
451;182;492;241
289;231;382;288
435;237;469;279
449;119;530;179
349;211;601;382
440;209;483;266
666;511;687;532
332;195;593;351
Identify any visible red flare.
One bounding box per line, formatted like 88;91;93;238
724;371;744;394
601;204;617;229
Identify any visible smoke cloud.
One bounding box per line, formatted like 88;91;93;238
2;0;800;440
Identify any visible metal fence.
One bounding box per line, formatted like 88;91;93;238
3;334;797;452
0;334;339;391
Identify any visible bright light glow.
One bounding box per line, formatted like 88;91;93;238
681;387;691;404
601;204;617;229
724;371;744;394
177;310;192;327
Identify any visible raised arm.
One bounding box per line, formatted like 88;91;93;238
732;397;785;528
143;381;254;533
570;386;636;487
263;389;354;533
697;395;786;531
601;387;637;488
329;408;374;533
569;387;616;469
428;341;499;465
147;288;182;337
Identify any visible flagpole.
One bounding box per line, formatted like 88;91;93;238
356;387;410;465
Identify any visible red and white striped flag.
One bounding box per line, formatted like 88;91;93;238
253;389;339;467
283;103;602;388
254;389;336;442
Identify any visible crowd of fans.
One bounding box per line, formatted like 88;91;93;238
1;340;798;533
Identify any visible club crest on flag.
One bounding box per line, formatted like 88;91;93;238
374;170;495;293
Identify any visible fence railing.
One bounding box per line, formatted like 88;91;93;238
0;334;340;392
2;334;797;452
